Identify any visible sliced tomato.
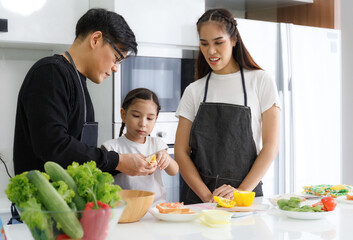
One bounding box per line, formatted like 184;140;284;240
312;201;323;207
312;201;326;211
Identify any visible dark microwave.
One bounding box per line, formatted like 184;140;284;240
119;49;197;113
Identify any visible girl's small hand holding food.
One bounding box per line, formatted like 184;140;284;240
156;150;170;170
155;150;179;176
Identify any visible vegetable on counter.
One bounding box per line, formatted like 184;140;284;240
303;184;352;197
277;197;325;212
5;161;122;240
66;161;121;208
26;170;84;239
44;161;86;210
312;197;337;211
233;191;255;207
213;196;236;208
80;201;111;240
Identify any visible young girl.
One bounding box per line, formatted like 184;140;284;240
175;8;280;204
102;88;179;204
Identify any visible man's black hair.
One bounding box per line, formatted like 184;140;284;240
75;8;137;55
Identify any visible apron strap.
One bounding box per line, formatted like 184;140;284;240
202;72;212;102
203;67;247;106
240;67;247;107
64;51;87;123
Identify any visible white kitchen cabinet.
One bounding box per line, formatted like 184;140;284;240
0;0;89;47
90;0;205;47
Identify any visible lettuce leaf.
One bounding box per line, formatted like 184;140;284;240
51;180;75;203
66;161;121;207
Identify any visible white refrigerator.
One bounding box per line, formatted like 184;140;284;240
237;19;341;195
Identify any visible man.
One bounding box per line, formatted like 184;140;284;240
13;8;156;176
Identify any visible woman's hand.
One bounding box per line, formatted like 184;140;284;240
155;150;171;170
209;184;237;202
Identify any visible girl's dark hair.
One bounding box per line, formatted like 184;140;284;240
75;8;138;55
119;88;161;137
196;8;262;79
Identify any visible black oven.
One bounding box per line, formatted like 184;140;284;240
120;50;196;112
113;46;197;144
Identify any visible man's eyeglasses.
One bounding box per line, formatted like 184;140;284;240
104;38;125;64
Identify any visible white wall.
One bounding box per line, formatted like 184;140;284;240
0;48;53;198
341;0;353;185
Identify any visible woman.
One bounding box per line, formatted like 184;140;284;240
175;8;280;204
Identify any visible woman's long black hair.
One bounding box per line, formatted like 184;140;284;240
119;88;161;137
196;8;262;80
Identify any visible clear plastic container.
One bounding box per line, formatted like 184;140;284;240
200;209;233;227
17;200;126;240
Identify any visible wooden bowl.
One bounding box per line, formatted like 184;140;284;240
118;189;155;223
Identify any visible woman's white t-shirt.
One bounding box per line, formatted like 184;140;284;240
175;69;280;154
102;135;168;205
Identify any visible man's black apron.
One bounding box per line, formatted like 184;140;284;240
65;51;98;147
180;68;263;204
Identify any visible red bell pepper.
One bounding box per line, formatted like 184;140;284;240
56;234;71;240
80;201;111;240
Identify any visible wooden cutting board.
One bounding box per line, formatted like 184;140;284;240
215;203;270;212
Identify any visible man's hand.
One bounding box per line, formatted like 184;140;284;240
116;153;157;176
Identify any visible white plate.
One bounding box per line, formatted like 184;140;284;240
149;207;202;222
279;209;330;220
268;194;308;206
216;203;270;213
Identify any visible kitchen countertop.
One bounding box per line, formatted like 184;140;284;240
3;197;353;240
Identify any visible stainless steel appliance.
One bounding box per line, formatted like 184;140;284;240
113;45;197;202
113;45;197;144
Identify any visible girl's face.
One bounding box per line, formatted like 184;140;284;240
121;99;158;144
199;22;238;74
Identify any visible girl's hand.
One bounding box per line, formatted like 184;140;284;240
155;150;170;170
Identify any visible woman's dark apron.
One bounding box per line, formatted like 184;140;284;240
65;51;98;147
180;68;263;204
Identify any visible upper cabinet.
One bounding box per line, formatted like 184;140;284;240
0;0;89;47
90;0;205;47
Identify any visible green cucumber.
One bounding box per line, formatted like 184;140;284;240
44;161;86;210
27;170;84;239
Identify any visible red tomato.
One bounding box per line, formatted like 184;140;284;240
321;197;337;211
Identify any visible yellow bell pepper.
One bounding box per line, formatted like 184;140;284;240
213;196;236;208
233;191;255;206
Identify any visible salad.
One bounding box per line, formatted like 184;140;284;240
278;196;336;212
302;184;352;197
5;161;122;240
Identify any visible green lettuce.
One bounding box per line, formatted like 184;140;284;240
51;180;75;203
66;161;121;207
